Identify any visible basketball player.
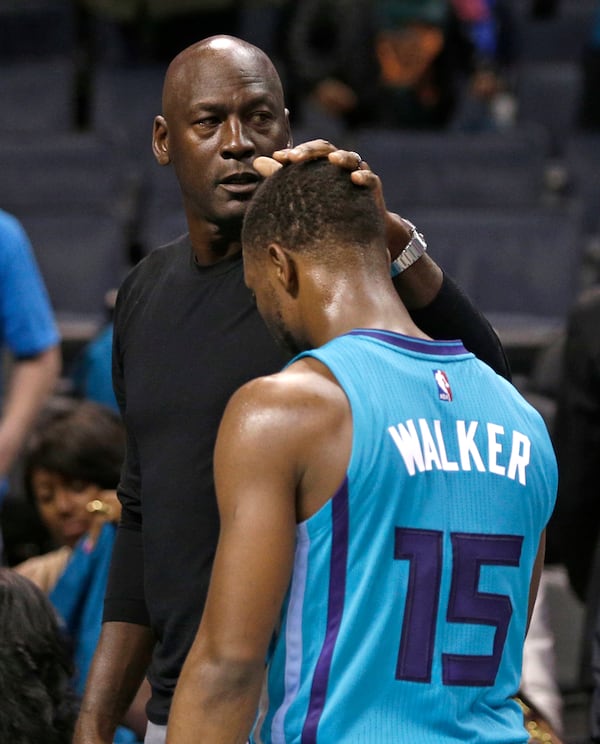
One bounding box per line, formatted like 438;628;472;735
167;157;557;744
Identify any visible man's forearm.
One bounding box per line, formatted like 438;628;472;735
74;621;154;744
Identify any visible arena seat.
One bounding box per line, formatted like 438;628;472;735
349;125;551;211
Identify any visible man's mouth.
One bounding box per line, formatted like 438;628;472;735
220;172;260;195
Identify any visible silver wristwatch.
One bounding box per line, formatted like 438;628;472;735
390;219;427;276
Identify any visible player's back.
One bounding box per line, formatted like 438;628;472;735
254;330;557;744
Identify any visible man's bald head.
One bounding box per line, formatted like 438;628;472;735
162;35;285;117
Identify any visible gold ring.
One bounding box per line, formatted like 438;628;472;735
349;151;362;168
86;499;112;516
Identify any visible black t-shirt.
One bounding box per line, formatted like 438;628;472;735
104;236;288;724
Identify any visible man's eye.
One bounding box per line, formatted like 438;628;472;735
250;112;273;125
195;117;219;127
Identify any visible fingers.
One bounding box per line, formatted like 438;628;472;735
253;156;282;177
271;139;337;163
271;140;369;177
327;149;363;171
258;141;379;191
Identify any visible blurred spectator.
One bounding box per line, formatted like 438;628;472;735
70;290;118;412
450;0;519;131
286;0;474;131
15;400;123;680
0;210;61;562
0;567;79;744
71;323;117;411
13;398;146;741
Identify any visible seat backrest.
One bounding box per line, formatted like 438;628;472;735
0;0;76;60
565;133;600;234
89;63;166;168
406;204;584;323
0;133;139;223
513;2;598;63
0;57;76;133
19;211;130;321
516;62;583;155
350;126;550;210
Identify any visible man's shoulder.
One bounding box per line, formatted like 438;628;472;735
119;234;190;296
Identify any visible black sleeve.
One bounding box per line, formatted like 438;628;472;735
102;285;149;626
409;272;512;381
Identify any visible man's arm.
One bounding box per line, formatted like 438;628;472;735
74;286;152;744
167;377;300;744
73;621;154;744
0;345;61;477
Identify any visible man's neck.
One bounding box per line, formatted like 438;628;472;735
189;221;243;267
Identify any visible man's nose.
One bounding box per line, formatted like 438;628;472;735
220;117;255;159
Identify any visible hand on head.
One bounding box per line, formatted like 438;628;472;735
252;140;412;259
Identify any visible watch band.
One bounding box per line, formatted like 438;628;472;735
390;219;427;277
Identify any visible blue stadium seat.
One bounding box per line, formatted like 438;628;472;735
405;204;584;347
349;125;551;211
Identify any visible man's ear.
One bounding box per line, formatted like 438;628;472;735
284;109;292;147
268;243;298;297
152;115;171;165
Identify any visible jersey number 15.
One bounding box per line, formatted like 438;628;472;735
394;528;523;687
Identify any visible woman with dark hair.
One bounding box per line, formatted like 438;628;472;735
16;397;124;595
0;568;79;744
13;398;147;742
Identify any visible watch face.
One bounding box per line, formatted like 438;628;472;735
412;230;427;250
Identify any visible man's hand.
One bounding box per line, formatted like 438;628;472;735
254;140;412;261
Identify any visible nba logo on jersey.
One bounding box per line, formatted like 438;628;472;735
433;369;453;401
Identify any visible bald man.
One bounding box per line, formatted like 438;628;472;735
74;36;510;744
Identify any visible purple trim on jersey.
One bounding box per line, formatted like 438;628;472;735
347;329;468;356
271;523;310;743
301;479;349;744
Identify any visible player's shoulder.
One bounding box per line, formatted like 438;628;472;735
225;357;348;438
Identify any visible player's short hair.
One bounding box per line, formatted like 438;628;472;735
242;159;385;264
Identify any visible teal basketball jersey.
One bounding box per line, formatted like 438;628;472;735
252;330;557;744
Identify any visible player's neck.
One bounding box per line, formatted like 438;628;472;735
308;274;431;348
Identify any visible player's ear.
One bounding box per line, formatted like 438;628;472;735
268;243;298;297
152;115;171;165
